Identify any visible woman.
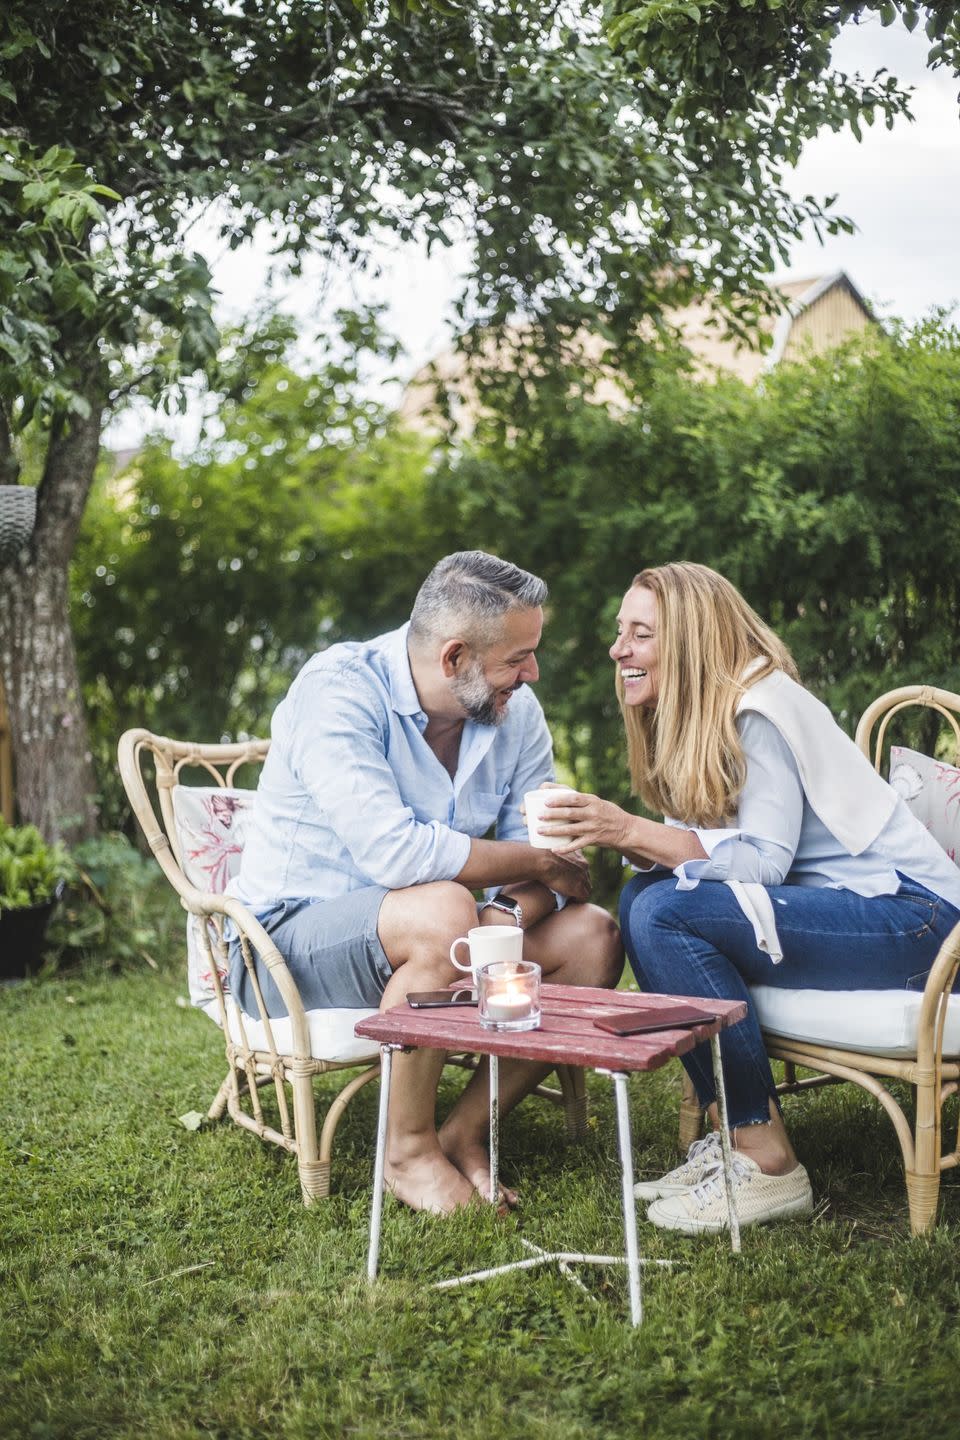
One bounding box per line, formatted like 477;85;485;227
537;562;960;1234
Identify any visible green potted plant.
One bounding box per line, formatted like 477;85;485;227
0;817;74;979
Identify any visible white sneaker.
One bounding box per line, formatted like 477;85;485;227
646;1155;813;1234
633;1132;724;1202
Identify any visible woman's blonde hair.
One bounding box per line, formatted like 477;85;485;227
617;562;798;826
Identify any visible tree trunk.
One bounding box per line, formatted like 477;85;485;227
0;398;104;843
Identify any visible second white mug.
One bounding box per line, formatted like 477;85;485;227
449;924;524;979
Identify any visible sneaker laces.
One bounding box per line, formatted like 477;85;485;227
688;1153;753;1208
685;1131;721;1165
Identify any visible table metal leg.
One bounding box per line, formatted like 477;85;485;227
710;1033;741;1255
366;1044;396;1283
429;1065;678;1315
611;1070;643;1327
489;1051;500;1206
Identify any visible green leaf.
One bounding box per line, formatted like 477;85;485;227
21;180;59;209
88;184;123;203
50;188;105;240
178;1111;206;1131
77;44;121;77
51;264;80;309
38;145;73;172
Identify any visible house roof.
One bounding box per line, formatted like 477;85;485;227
764;270;873;368
398;269;876;427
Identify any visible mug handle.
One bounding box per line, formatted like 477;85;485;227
449;936;473;972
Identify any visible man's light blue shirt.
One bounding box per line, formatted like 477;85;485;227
228;623;557;913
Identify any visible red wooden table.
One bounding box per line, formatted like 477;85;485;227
356;983;747;1325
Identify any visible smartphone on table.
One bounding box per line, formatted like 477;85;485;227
407;989;478;1008
593;1003;717;1037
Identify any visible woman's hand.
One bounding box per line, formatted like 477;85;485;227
535;790;635;855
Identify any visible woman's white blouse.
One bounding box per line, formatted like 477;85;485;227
671;712;960;911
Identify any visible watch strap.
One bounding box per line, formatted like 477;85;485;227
479;891;523;927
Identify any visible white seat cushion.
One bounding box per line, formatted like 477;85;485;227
754;741;960;1060
753;985;960;1059
201;996;380;1063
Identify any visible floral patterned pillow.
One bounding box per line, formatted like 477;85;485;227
171;786;256;1007
889;747;960;866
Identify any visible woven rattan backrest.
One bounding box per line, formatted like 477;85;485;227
855;685;960;774
117;730;268;902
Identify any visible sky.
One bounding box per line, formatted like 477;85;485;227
106;15;960;450
783;15;960;321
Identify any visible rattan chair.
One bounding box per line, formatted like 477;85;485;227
678;684;960;1234
118;728;587;1205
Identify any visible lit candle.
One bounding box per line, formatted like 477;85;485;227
478;959;541;1031
484;985;533;1023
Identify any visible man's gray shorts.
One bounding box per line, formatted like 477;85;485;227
228;887;393;1018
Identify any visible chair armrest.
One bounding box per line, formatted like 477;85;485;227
916;918;960;1069
183;886;313;1060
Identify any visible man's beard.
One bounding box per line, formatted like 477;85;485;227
451;657;518;727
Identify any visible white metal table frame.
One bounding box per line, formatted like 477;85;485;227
365;1033;740;1326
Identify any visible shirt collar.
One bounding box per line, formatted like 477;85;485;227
384;622;425;717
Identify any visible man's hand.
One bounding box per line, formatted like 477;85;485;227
535;846;592;902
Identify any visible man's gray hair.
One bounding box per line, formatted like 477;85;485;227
409;551;547;650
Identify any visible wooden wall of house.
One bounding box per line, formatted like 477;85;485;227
783;284;871;363
0;677;12;823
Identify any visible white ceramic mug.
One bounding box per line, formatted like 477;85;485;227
449;924;524;979
523;785;577;850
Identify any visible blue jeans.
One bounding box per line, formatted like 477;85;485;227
619;870;960;1129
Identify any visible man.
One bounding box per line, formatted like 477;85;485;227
229;551;623;1212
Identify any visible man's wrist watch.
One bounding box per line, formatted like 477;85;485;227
479;890;523;927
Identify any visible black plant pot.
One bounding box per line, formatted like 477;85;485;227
0;884;63;980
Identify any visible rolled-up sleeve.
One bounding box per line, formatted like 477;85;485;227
287;670;471;889
674;712;802;889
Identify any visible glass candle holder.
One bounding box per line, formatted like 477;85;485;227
478;959;541;1032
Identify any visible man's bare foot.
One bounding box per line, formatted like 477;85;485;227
384;1148;478;1214
438;1130;519;1208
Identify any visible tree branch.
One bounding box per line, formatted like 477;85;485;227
343;84;472;142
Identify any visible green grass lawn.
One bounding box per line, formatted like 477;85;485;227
3;945;960;1439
